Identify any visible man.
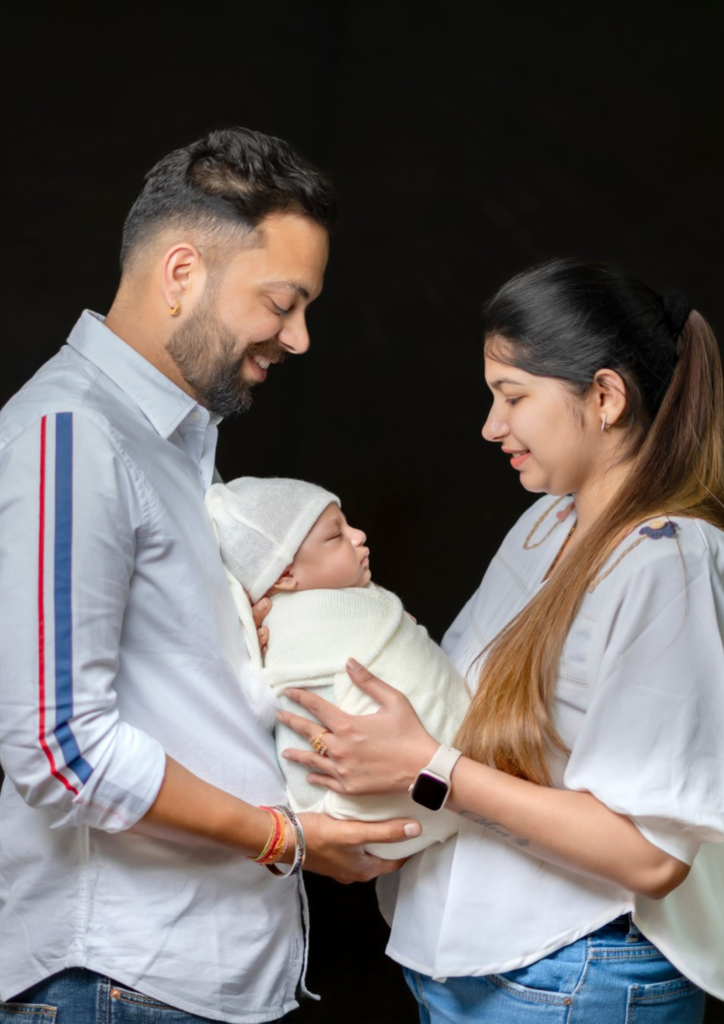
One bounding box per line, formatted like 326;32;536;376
0;127;419;1024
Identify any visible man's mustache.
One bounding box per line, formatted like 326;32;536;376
245;340;287;365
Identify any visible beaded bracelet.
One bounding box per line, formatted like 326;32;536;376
265;805;306;878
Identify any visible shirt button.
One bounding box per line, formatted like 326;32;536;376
110;988;121;998
189;411;201;423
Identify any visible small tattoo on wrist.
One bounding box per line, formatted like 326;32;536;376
458;810;529;848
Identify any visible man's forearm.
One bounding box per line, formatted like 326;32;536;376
138;755;274;859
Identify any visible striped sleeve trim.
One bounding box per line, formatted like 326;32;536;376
37;413;93;793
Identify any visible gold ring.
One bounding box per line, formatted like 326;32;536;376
310;732;330;756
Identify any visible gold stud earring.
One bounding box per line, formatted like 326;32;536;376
169;300;180;317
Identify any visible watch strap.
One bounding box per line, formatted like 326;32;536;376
423;743;463;783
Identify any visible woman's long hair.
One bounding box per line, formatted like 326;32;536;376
455;259;724;785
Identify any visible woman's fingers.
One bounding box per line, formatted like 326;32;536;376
304;772;346;792
282;686;347;731
282;746;339;776
345;659;404;705
276;706;331;742
283;663;402;731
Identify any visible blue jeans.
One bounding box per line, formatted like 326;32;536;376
0;968;267;1023
403;915;706;1023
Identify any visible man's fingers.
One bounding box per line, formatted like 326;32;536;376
251;596;271;630
370;856;408;876
257;626;268;656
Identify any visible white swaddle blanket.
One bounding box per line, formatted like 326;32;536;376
226;571;471;858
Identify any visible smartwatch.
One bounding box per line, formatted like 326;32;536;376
408;744;462;811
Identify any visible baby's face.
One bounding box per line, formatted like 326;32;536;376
281;503;371;591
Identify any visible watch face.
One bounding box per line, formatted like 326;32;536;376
410;771;448;811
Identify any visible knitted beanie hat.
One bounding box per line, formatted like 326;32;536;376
205;477;340;602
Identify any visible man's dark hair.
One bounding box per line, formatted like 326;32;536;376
120;127;338;270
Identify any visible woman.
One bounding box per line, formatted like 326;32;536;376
278;259;724;1023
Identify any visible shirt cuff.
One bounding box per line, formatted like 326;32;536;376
52;723;167;833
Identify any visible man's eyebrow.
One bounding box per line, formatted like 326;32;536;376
265;280;311;301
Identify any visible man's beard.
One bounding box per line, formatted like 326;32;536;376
166;302;285;418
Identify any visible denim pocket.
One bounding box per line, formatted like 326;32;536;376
107;984;213;1021
486;942;585;1007
486;973;574;1007
0;1005;57;1023
626;976;706;1024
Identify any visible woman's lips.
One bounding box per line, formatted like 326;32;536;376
509;450;531;469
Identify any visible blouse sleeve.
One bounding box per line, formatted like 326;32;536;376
563;529;724;866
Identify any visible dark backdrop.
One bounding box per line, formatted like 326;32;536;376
3;6;724;1022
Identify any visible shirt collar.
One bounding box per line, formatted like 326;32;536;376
66;310;215;439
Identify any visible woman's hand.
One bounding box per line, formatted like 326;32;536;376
278;659;439;797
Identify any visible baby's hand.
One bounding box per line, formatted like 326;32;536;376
248;593;271;656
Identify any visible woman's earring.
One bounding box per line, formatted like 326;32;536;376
169;300;181;317
601;415;611;433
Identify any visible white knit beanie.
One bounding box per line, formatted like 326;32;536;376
205;477;340;602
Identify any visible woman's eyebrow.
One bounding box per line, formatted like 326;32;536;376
490;377;526;388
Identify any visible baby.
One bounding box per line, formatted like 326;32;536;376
205;477;471;858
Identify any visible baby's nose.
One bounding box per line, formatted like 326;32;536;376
353;528;367;545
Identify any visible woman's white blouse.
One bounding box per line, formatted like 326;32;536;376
381;496;724;998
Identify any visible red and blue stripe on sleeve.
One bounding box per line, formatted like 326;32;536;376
38;413;93;794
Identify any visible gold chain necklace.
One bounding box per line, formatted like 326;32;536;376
544;521;578;579
588;535;646;592
523;495;573;550
525;496;674;591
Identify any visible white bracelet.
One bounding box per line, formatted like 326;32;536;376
266;805;306;877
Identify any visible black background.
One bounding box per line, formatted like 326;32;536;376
3;6;724;1022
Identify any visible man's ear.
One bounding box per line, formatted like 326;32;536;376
268;570;297;595
160;242;207;316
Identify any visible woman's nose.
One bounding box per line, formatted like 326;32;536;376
482;409;508;442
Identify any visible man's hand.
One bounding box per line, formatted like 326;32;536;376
299;812;420;884
250;595;271;655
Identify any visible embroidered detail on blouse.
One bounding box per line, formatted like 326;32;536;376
589;518;678;592
639;518;678;540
